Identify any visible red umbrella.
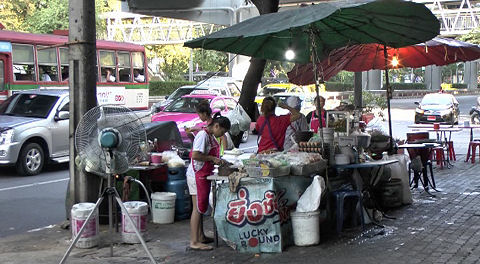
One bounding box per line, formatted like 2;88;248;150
288;37;480;84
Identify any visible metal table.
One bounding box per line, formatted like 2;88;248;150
398;143;440;196
334;159;399;224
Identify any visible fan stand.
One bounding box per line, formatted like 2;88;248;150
60;150;157;264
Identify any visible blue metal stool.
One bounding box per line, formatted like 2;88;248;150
331;190;365;234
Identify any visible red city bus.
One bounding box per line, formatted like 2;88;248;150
0;30;149;109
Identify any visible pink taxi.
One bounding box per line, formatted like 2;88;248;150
151;93;239;147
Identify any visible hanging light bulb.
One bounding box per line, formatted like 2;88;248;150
285;49;295;60
391;55;399;67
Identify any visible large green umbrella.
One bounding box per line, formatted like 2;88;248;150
185;0;439;154
184;0;440;64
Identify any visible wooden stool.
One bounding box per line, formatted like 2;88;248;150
432;146;445;169
466;141;480;164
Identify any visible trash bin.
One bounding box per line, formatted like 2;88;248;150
151;192;176;224
290;210;320;246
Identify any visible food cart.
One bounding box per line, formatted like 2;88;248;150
210;151;327;253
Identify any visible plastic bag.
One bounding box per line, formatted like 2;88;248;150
296;175;325;212
226;104;251;136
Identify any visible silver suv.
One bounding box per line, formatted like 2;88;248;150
0;89;69;175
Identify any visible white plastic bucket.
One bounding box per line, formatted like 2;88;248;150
122;201;149;244
290;210;320;246
71;202;99;248
151;192;176;224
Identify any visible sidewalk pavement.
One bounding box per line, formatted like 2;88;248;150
2;155;480;264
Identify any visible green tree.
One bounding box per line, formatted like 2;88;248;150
459;28;480;45
0;0;113;38
263;60;295;79
329;71;354;83
0;0;37;31
146;45;190;81
193;49;228;72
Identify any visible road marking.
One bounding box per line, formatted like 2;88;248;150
0;178;69;192
27;224;56;233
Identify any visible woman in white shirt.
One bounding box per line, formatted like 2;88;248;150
186;115;230;251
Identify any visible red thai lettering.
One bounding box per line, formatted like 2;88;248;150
246;202;264;223
262;191;276;216
226;189;248;226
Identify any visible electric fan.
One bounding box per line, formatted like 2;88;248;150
60;105;157;264
74;105;145;176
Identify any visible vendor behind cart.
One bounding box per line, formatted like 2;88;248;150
306;95;327;133
284;96;308;150
185;101;231;155
256;96;301;154
186;115;231;251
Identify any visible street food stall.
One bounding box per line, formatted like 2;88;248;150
210;151;327;253
207;108;414;253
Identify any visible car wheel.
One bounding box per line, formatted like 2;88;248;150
241;130;249;143
472;113;480;124
16;142;45;176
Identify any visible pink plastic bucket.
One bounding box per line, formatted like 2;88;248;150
151;153;162;164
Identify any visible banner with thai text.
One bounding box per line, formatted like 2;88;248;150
214;176;311;253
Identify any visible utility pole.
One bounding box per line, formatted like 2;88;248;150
66;0;99;219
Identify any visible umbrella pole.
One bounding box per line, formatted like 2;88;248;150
310;31;324;146
384;45;394;152
310;31;329;190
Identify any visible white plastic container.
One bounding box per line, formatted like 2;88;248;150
71;202;99;248
122;201;148;244
151;192;176;224
290;210;320;246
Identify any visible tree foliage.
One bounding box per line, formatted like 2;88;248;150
193;49;228;73
459;28;480;45
146;45;228;81
0;0;113;38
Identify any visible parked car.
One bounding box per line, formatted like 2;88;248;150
151;94;249;147
0;89;70;175
151;78;242;113
151;85;208;113
273;92;316;116
255;83;314;105
414;93;459;124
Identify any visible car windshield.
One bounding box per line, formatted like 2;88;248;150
169;88;196;101
163;97;211;113
0;93;58;118
274;95;302;104
421;95;452;106
261;87;287;96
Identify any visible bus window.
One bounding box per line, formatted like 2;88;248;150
37;46;58;81
132;52;145;83
59;48;69;81
12;44;36;81
99;50;116;82
118;51;131;82
0;60;4;90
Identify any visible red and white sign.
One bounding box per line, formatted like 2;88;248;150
97;86;125;105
